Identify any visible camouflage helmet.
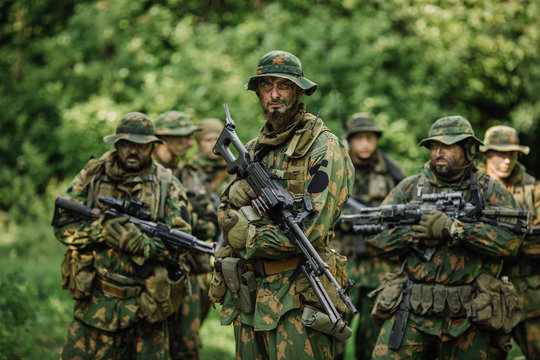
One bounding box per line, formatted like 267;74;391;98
479;125;529;155
103;112;164;145
346;112;382;139
154;111;198;136
419;115;482;148
246;50;317;96
194;118;223;143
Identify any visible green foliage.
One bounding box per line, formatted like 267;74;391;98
1;0;539;221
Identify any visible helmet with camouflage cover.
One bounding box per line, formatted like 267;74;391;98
246;50;317;96
154;111;198;136
346;112;382;139
419;115;482;148
479;125;529;155
103;112;164;145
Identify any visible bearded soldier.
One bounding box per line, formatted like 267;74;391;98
209;50;354;359
54;112;192;359
153;111;217;360
480;125;540;360
366;116;524;359
332;113;404;360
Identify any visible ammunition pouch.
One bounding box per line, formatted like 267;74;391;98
61;249;95;300
208;245;235;304
469;274;521;333
301;305;352;342
295;247;348;314
137;266;189;323
409;283;473;318
369;270;409;325
220;257;257;314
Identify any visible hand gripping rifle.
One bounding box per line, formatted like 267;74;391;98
341;190;531;261
52;195;215;280
212;104;357;335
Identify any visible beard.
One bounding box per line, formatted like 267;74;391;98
118;154;152;173
431;157;470;181
262;102;300;130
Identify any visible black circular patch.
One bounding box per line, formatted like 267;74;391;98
307;171;329;194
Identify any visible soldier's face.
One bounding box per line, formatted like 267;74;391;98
163;135;194;158
198;132;221;159
257;76;304;128
348;132;378;164
484;150;518;181
116;140;153;171
430;141;467;178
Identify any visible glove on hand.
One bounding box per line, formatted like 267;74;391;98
103;216;145;255
412;210;454;246
229;179;256;208
221;209;249;249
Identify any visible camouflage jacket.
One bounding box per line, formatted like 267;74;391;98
332;150;404;287
218;107;354;331
54;156;192;331
365;162;523;338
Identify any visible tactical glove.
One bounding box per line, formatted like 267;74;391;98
229;179;256;208
221;209;249;249
412;210;454;246
103;216;145;255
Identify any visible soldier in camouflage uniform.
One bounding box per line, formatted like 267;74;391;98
366;116;524;359
54;112;192;359
176;117;234;324
209;50;355;359
332;113;404;360
480;125;540;360
154;111;217;360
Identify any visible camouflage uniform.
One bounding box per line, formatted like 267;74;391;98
213;50;355;359
177;118;235;324
332;113;404;360
55;113;192;359
366;116;524;359
154;111;216;360
480;125;540;360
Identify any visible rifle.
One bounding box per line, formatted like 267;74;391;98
343;197;370;256
212;104;357;336
52;195;215;280
388;279;413;350
341;190;531;261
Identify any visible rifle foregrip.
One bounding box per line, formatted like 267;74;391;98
55;197;95;220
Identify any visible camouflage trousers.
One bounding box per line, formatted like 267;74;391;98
372;316;492;360
232;308;335;360
199;272;212;326
61;317;170;359
168;274;202;360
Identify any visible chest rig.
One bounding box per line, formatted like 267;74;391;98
86;163;172;221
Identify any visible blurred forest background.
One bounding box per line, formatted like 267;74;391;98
0;0;538;358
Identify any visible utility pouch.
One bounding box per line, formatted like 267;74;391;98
301;305;352;342
208;245;235;305
369;270;409;325
61;249;95;300
221;257;257;314
137;266;189;323
469;274;522;333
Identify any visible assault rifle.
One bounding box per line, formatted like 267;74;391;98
213;104;357;337
52;195;215;280
341;191;531;261
343;197;370;256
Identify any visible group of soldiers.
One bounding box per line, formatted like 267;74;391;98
53;49;539;360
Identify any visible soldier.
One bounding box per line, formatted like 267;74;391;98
208;50;355;359
480;125;540;360
332;113;404;360
366;116;524;359
54;112;192;359
176;117;234;323
154;111;217;360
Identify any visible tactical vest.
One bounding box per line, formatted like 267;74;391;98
86;162;172;221
509;173;537;217
251;117;330;198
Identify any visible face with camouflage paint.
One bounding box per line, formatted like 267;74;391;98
348;132;378;165
154;135;194;168
257;76;304;129
484;150;518;182
429;141;467;180
115;140;154;171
